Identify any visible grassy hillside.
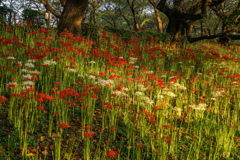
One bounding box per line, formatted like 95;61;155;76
0;24;239;160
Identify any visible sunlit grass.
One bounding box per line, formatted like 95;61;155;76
0;24;239;160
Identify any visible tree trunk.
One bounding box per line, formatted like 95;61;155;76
166;12;184;42
218;24;230;46
186;22;194;38
131;8;140;31
152;0;163;32
57;0;88;36
201;21;204;36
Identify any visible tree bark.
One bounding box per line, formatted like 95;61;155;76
57;0;88;36
150;0;228;43
149;0;163;32
166;11;186;42
127;0;140;31
132;8;140;31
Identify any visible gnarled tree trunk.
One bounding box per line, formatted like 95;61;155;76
151;0;163;32
166;11;185;42
57;0;88;36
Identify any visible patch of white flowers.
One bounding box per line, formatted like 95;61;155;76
78;74;85;78
161;75;167;78
137;84;147;91
25;62;35;68
95;79;114;86
67;68;77;73
145;71;154;74
189;103;207;111
43;59;57;66
134;91;144;96
134;66;139;69
28;70;41;75
212;89;225;98
142;96;154;105
22;81;34;86
89;61;96;64
88;75;96;79
162;91;176;97
172;83;187;90
157;94;164;99
7;56;15;60
112;91;128;97
22;74;32;79
129;57;138;64
27;59;36;63
122;87;130;92
173;107;182;116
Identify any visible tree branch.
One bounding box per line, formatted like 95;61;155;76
187;33;240;43
38;0;61;18
156;0;171;17
209;0;226;8
60;0;66;6
101;17;114;27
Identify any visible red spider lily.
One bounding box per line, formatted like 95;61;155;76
237;137;240;141
92;87;100;92
165;137;172;144
150;118;156;123
37;98;44;103
66;100;71;104
105;103;112;109
76;80;81;84
146;113;153;118
200;97;206;101
107;150;117;159
0;96;7;102
51;87;58;91
91;95;98;99
88;84;95;88
38;93;46;99
84;131;94;138
78;97;84;101
111;94;116;97
26;88;35;93
70;102;76;107
81;105;88;109
19;92;27;99
153;106;160;110
110;127;115;132
54;111;60;115
54;82;61;85
15;63;22;67
7;83;17;88
13;93;19;97
207;107;213;111
136;144;143;149
163;125;170;129
87;26;93;29
1;65;8;69
82;92;88;96
45;95;54;101
42;65;48;68
84;126;91;130
60;122;68;128
38;105;44;111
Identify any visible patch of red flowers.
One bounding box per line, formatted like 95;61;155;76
107;150;117;158
60;122;68;128
84;131;94;138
